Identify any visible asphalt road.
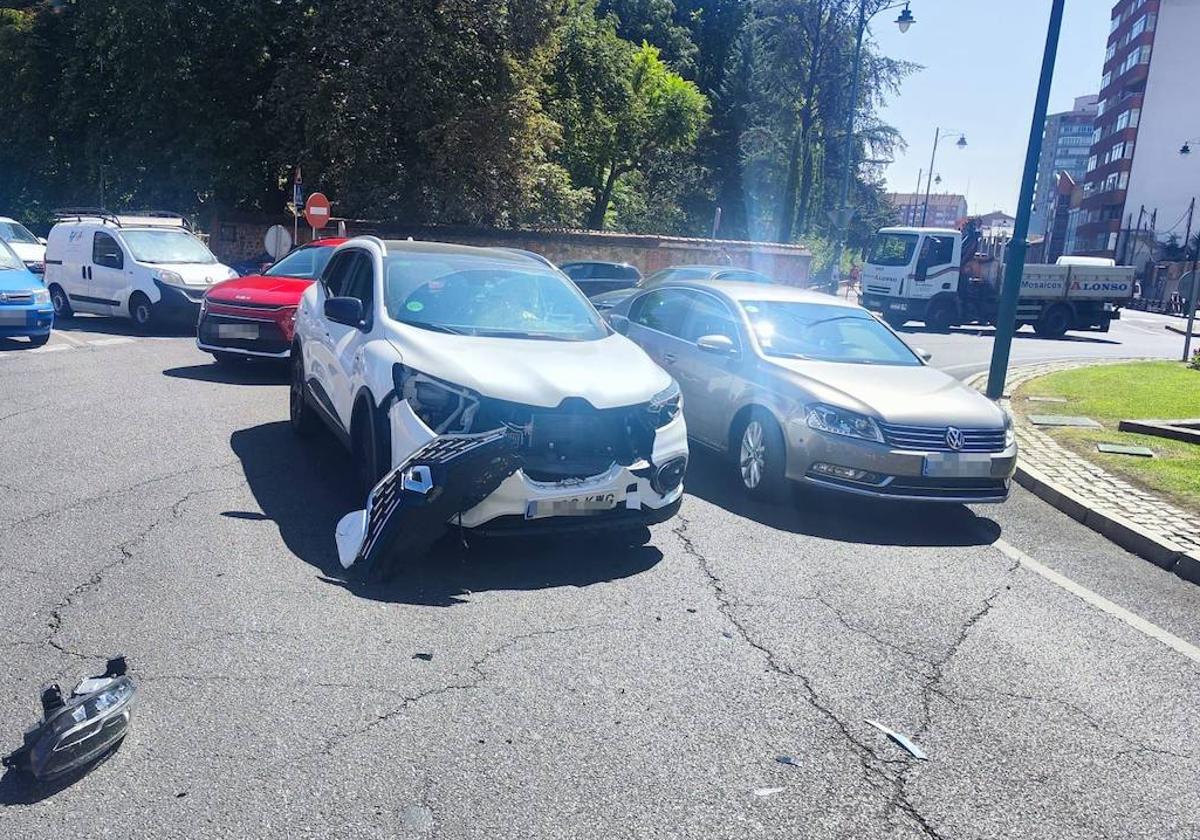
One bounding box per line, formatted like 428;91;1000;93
1;313;1198;839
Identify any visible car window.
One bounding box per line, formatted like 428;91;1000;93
921;235;955;266
740;300;920;366
629;289;693;338
341;251;375;313
265;245;334;280
120;229;215;264
0;221;39;244
868;233;919;267
683;294;741;345
321;251;356;297
715;269;772;284
0;240;25;271
93;232;124;270
561;263;591;280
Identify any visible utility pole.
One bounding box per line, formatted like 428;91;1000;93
987;0;1066;400
1182;197;1198;361
921;128;941;226
910;169;923;225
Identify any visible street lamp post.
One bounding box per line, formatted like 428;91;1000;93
986;0;1067;400
827;1;916;289
920;129;967;226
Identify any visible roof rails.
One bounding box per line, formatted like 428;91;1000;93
52;208;192;231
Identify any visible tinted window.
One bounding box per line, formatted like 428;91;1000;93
740;300;920;366
341;251;375;313
93;232;124;270
714;269;773;284
587;263;640;280
868;233;918;267
265;245;335;280
629;289;692;338
561;263;592;280
683;294;741;344
921;235;955;266
321;251;356;297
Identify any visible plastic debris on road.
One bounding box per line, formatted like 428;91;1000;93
752;786;786;797
775;755;800;767
864;719;927;760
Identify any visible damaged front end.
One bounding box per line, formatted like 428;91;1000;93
335;365;688;581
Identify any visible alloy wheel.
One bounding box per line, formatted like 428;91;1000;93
740;420;766;489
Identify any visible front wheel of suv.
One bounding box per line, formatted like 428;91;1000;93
289;347;319;437
352;397;392;498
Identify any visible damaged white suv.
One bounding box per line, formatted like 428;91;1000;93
290;237;688;579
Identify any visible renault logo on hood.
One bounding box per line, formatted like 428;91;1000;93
945;426;964;451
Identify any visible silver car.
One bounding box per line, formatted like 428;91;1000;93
608;280;1017;503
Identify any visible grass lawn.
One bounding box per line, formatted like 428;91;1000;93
1016;361;1200;511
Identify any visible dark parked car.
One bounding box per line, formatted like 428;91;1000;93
589;264;775;312
559;260;642;297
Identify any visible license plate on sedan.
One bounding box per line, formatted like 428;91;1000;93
0;310;27;325
524;493;618;520
922;453;993;478
218;323;259;339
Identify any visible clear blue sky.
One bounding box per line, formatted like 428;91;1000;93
872;0;1111;216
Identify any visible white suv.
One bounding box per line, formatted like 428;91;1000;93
290;237;688;574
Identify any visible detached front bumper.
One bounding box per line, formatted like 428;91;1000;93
785;419;1017;504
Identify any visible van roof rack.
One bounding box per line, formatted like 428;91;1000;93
52;208;192;231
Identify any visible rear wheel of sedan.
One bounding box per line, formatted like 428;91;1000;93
736;410;787;502
289;348;320;438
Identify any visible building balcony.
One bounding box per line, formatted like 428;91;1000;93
1099;63;1149;102
1081;188;1127;212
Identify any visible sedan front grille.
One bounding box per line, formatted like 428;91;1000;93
879;422;1007;453
0;291;35;305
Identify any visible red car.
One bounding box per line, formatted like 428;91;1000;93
197;238;346;363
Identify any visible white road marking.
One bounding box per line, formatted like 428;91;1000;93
53;331;86;347
88;337;136;347
993;537;1200;665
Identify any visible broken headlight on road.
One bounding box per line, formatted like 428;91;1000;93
2;656;136;782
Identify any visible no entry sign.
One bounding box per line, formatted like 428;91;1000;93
304;192;331;230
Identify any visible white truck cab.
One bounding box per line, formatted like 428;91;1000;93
43;210;235;330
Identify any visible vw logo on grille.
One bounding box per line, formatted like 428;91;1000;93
945;426;965;451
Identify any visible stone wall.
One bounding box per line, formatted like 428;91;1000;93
206;214;813;286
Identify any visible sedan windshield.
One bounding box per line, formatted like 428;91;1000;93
265;246;334;279
868;233;919;267
384;254;607;341
740;300;920;366
122;229;216;264
0;221;39;244
0;240;25;271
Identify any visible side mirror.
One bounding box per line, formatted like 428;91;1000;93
38;237;47;246
325;296;364;328
608;313;630;335
697;334;738;356
915;347;932;362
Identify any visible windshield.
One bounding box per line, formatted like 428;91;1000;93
0;240;26;271
867;233;919;268
121;229;216;264
740;300;920;366
384;254;608;341
0;221;39;245
265;246;334;279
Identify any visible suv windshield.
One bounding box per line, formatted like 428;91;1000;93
740;300;920;366
0;221;39;245
122;229;216;264
266;245;334;279
867;233;919;267
0;240;25;271
384;254;607;341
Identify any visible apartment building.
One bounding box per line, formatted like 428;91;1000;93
885;193;967;229
1029;95;1097;239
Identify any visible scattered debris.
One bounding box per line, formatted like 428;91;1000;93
752;786;786;797
775;755;800;767
1096;443;1155;457
412;652;434;662
3;656;137;782
401;805;435;833
686;608;697;614
864;719;927;760
721;631;734;640
1028;415;1102;428
1118;418;1200;445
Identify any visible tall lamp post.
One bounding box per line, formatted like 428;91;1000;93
986;0;1067;400
920;130;967;225
1179;140;1200;361
828;1;917;289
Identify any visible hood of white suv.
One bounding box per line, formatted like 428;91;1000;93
388;329;673;409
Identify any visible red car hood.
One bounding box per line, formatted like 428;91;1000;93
205;274;313;307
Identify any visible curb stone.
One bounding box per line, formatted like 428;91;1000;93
967;360;1200;587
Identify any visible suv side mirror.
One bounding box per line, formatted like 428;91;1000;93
325;296;364;328
608;313;630;334
697;334;738;356
915;347;933;362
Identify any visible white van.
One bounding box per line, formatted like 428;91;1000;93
43;210;236;329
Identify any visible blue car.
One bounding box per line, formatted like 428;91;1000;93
0;239;53;346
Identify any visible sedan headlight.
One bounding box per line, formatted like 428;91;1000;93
156;269;184;286
647;380;683;428
806;404;884;443
32;288;50;305
1004;412;1016;448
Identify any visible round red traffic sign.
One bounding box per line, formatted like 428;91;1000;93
304;192;331;230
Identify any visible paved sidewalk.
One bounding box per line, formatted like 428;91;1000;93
970;360;1200;582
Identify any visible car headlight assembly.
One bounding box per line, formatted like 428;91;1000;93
156;269;185;286
392;364;479;434
1004;413;1016;448
806;404;884;443
647;380;682;428
32;288;51;305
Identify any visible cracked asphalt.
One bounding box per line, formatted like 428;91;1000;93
2;315;1198;839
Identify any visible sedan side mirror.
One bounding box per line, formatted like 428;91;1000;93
915;347;932;362
608;313;630;335
325;296;364;328
697;334;738;356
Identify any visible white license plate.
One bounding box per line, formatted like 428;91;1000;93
0;310;27;324
525;493;618;520
218;323;259;339
888;302;908;311
923;453;993;478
